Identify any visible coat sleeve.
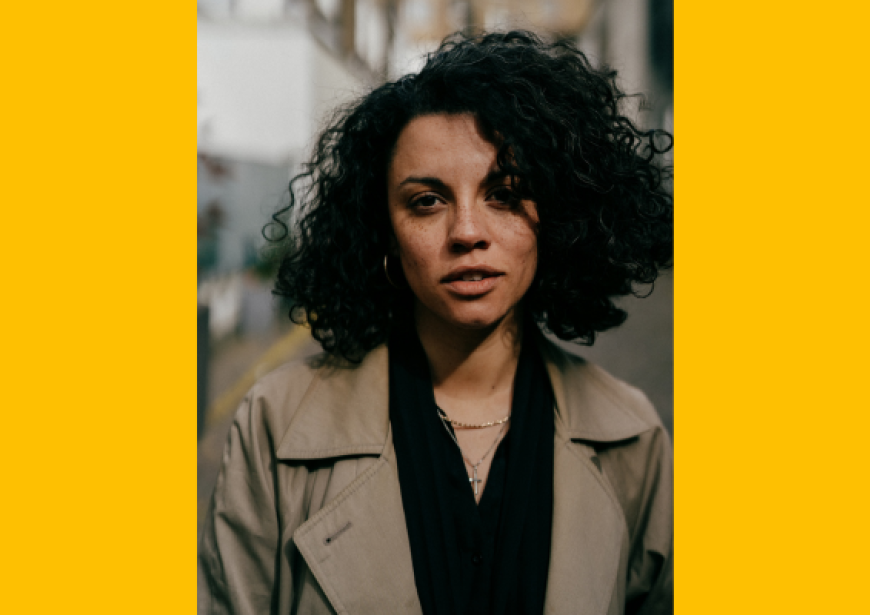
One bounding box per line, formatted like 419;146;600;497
624;426;674;615
199;391;282;615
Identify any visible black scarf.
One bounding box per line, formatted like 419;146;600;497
389;322;554;615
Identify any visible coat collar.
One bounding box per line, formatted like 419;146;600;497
535;336;656;444
276;345;390;460
277;335;654;461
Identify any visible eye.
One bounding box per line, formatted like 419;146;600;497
409;193;442;209
488;187;521;207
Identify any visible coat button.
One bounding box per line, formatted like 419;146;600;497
471;553;481;566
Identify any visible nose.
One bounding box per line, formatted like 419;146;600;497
448;200;491;253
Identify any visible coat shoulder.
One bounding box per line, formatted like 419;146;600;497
539;338;665;441
576;357;664;432
233;345;391;461
232;350;337;442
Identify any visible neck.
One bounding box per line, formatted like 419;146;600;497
414;305;526;416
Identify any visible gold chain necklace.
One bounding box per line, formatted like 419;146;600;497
436;405;511;429
436;409;507;497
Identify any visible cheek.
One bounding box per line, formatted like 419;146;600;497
395;224;440;280
504;224;539;272
511;237;540;297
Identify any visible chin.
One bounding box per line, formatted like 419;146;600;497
440;304;517;331
414;293;523;334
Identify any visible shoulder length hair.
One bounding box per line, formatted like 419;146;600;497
265;30;673;361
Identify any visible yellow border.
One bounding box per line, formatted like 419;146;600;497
5;1;870;612
676;2;870;613
2;2;194;612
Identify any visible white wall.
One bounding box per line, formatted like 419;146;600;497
197;21;314;165
198;18;366;164
310;36;368;135
198;18;367;274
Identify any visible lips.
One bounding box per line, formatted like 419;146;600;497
442;266;504;297
442;265;503;283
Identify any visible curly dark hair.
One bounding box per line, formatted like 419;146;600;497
265;30;673;361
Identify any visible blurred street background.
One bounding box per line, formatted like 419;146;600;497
197;0;672;609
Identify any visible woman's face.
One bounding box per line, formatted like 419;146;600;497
387;113;539;333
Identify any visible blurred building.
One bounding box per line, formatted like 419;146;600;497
197;0;377;340
387;0;671;125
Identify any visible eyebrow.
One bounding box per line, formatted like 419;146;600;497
398;176;448;189
397;169;511;189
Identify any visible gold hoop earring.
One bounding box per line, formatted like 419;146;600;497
384;255;402;289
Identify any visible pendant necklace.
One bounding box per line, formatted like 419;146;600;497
436;405;509;497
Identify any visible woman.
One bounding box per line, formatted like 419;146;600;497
201;31;673;615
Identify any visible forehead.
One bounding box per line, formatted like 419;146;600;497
388;113;499;183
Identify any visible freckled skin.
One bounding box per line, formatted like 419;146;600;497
387;113;539;334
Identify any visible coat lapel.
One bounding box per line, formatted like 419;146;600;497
291;434;422;615
544;435;627;615
538;337;652;615
276;347;422;615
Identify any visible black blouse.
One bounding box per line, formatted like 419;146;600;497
434;412;510;613
389;321;555;615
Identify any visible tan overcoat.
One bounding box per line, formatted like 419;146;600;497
200;338;673;614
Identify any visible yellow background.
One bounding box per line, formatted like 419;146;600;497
677;2;870;612
2;1;868;612
1;2;194;612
